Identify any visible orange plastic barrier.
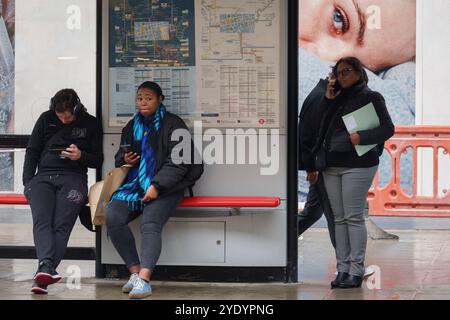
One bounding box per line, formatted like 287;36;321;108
368;126;450;217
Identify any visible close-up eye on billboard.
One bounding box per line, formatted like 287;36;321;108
298;0;416;199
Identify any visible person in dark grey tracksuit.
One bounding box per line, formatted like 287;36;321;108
23;89;103;294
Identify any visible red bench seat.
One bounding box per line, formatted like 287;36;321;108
0;194;281;208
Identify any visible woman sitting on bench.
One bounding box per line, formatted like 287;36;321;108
106;81;203;299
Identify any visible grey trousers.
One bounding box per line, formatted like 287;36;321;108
106;191;184;271
322;166;378;277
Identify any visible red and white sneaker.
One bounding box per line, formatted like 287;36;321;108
31;280;48;294
33;261;62;287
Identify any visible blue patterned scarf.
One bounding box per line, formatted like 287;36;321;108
110;104;166;211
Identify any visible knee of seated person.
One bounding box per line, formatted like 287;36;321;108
53;222;74;233
140;220;162;234
33;219;52;228
105;209;126;228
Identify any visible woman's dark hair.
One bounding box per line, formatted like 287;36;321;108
51;88;84;114
332;56;369;85
137;81;165;100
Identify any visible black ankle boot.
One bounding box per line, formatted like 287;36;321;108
337;274;363;288
331;272;348;288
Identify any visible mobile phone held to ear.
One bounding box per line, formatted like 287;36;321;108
120;144;132;153
333;81;342;95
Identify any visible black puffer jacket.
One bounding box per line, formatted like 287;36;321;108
313;81;394;168
115;112;204;197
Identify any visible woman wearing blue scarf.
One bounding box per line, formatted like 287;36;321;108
106;81;203;299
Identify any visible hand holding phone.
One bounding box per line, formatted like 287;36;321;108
121;144;140;165
120;144;132;153
325;76;342;100
48;147;68;154
61;144;81;161
49;146;69;159
332;81;342;95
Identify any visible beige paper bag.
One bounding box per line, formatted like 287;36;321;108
89;165;132;225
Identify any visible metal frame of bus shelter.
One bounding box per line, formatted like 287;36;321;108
0;0;299;283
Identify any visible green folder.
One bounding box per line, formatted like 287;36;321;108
342;102;380;156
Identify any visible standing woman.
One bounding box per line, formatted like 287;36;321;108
106;81;203;299
313;57;394;288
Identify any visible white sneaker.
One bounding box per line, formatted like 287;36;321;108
122;272;139;293
129;277;152;299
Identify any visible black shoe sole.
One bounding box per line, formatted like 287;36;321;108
330;283;340;289
31;286;48;294
336;283;362;289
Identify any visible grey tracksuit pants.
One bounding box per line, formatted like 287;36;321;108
322;166;378;277
24;173;88;268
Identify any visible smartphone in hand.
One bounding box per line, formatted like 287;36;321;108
48;146;69;159
332;81;342;95
48;147;68;154
120;144;132;153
